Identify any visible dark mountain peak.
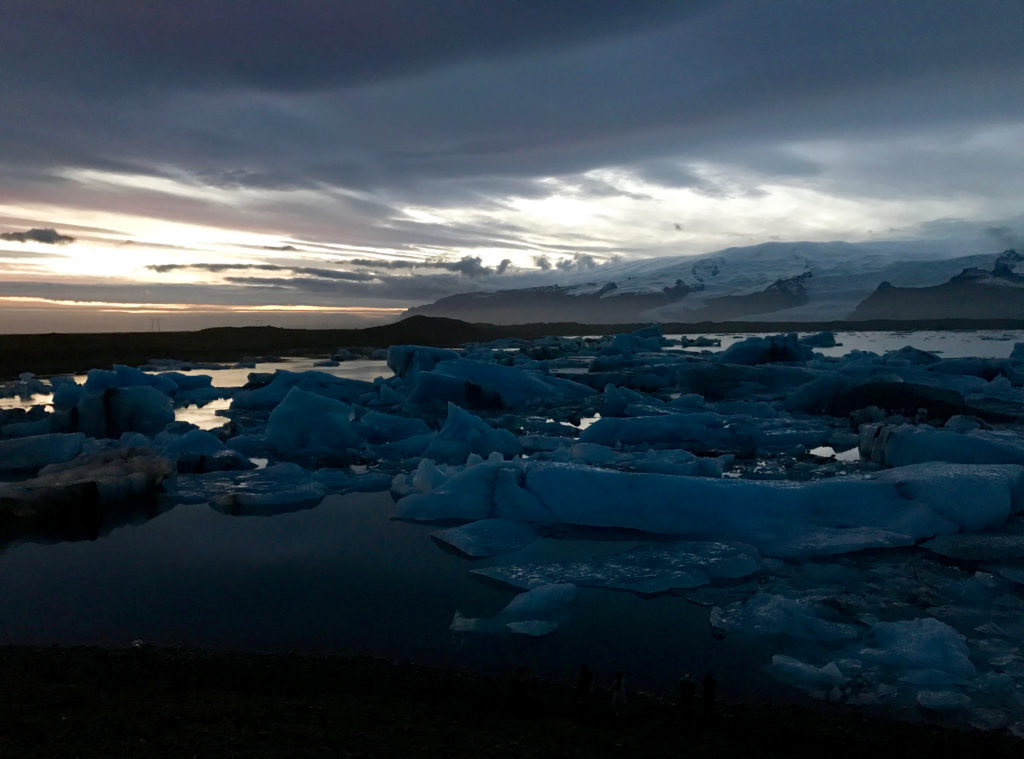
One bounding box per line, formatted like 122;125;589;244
766;270;813;297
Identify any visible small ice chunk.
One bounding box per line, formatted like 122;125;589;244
501;583;578;618
450;583;576;637
387;345;460;378
860;618;975;681
432;519;537;558
421;403;521;463
770;655;848;691
474;541;761;595
713;592;859;641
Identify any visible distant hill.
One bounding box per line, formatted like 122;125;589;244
850;250;1024;320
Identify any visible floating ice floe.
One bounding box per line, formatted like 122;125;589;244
451;583;577;636
474;540;762;595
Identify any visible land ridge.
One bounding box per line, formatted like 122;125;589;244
3;314;1024;378
2;311;1024;376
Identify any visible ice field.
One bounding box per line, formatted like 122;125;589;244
3;328;1024;730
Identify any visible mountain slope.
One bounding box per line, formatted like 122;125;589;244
405;240;1007;324
850;250;1024;320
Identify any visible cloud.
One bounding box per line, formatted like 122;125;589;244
533;255;552;270
346;255;512;277
146;262;375;281
0;227;74;244
985;226;1024;251
555;253;600;271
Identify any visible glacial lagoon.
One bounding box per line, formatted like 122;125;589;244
2;329;1024;729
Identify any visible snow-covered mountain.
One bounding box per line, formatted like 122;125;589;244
851;250;1024;321
406;240;1015;324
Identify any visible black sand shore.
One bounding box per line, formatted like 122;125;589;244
1;646;1020;758
3;315;1024;378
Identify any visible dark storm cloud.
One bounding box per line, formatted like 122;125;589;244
0;0;1021;257
0;227;74;244
3;3;1020;183
0;1;689;94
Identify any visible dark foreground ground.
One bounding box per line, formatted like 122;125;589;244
1;646;1020;758
4;315;1024;378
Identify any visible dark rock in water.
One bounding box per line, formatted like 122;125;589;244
826;381;967;420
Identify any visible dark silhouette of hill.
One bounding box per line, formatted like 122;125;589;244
5;313;1024;378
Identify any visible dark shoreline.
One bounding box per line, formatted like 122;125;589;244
2;645;1020;758
3;315;1024;378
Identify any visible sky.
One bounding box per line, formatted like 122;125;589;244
1;0;1023;332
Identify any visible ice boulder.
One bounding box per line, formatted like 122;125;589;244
859;618;976;683
711;592;859;641
76;386;174;438
420;403;521;463
875;462;1024;531
408;359;594;410
353;410;430;444
231;370;373;409
600;326;664;355
579;413;756;456
521;463;956;557
860;423;1024;467
769;655;848;696
387;345;461;379
432;518;537;558
717;333;813;365
451;583;577;636
0;432;86;474
394;459;522;522
799;331;838;348
0;447;175;536
265;387;358;453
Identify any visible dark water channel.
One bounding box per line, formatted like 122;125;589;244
0;490;783;701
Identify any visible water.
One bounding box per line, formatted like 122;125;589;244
664;329;1024;359
1;357;392;430
0;490;779;698
1;330;1021;700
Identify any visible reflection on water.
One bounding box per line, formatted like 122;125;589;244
1;358;391;429
0;491;781;699
665;330;1024;359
